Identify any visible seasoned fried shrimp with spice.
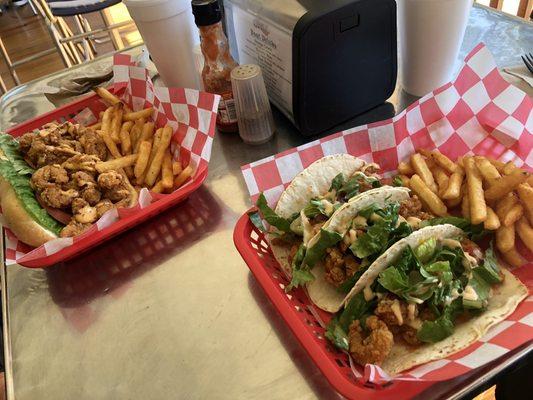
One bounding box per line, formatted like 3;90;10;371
324;246;359;287
399;195;433;220
348;316;393;366
60;221;92;237
374;295;410;326
30;165;69;190
40;188;78;209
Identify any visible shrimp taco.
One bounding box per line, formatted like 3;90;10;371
251;154;383;276
325;224;527;376
298;186;417;313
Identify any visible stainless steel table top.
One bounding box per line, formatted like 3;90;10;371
1;5;532;400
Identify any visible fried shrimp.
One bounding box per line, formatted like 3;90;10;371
348;316;393;366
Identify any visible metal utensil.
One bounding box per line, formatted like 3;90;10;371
521;53;533;74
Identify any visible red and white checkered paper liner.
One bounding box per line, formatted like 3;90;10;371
3;53;220;265
240;43;533;384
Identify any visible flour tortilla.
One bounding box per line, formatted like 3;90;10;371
274;154;365;219
341;223;528;375
270;154;367;277
306;187;411;312
383;268;526;375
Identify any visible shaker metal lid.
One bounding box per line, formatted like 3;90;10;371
230;64;261;81
191;0;222;26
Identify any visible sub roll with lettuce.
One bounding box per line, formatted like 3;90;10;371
0;134;62;247
325;224;527;375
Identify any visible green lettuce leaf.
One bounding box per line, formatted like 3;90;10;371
329;173;345;193
421;217;488;241
0;134;34;176
417;299;463;343
255;193;295;233
474;243;502;284
0;160;63;235
392;176;404;187
378;266;410;295
286;269;315;292
414;237;437;264
286;244;314;291
350;203;409;259
325;292;373;351
302;229;343;268
247;210;266;232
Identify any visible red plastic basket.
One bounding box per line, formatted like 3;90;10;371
234;209;449;400
4;90;209;268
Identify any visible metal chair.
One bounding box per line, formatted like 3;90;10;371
1;0;137;87
41;0;136;62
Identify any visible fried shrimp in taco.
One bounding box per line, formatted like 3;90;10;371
325;224;527;375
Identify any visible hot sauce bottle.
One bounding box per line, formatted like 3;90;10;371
192;0;239;133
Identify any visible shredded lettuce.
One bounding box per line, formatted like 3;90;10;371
417;299;462;343
350;203;412;260
286;244;314;291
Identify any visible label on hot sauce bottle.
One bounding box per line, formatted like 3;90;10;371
217;91;238;128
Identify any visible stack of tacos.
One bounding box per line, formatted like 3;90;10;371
251;154;528;375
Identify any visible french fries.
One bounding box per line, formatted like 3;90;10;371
101;107;113;135
484;170;529;202
98;129;122;159
495;193;518;222
134;141;152;179
161;150;174;190
110;103;124;143
502;203;523;227
96;154;138;173
120;121;134;155
516;183;533;225
501;248;526;269
442;167;464;200
398;161;414;176
430;151;457;174
94;87;121;105
411;153;438;193
151;180;165;194
409;174;447;216
484;207;500;230
88;122;102;130
399;150;529;269
516;217;533;253
145;126;173;187
123;108;154;122
475;156;501;183
174;165;193;188
432;165;449;196
92;87;187;196
172;161;183;176
134;121;155;153
502;161;518;176
496;224;515;252
130;118;145;151
464;157;487;224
